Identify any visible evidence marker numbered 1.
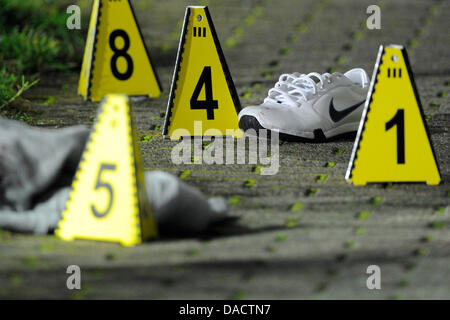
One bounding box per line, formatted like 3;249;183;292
346;44;441;186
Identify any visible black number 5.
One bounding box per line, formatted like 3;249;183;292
91;163;117;218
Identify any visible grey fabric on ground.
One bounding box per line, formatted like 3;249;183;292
0;117;228;236
0;118;89;211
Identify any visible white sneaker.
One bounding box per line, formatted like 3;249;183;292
238;68;370;141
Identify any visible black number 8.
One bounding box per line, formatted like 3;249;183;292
109;29;133;80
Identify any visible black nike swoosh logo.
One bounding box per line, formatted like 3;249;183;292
329;98;365;122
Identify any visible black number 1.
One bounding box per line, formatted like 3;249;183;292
91;163;117;218
190;66;218;120
385;109;405;164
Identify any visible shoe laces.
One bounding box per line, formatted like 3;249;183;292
265;72;341;107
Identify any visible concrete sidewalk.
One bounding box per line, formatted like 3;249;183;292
0;0;448;299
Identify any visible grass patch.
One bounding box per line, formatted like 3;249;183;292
434;206;445;215
275;233;287;242
356;210;371;221
241;87;253;99
9;273;23;286
422;235;434;243
290;202;304;212
244;179;257;188
23;256;40;267
228;195;241;206
0;0;84;111
328;67;337;73
344;240;355;249
306;188;318;197
316;174;328;182
352;31;363;41
430;221;445;230
370;196;383;205
285;217;300;228
279;47;290;55
141;134;153;142
179;170;192;180
187;249;200;257
230;290;246;300
70;285;91;300
414;248;426;257
398;279;410;287
336;56;346;65
326;161;336;168
428;102;440;108
355;227;366;235
253;165;263;174
409;39;419;48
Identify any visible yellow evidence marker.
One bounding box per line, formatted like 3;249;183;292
78;0;162;102
56;94;158;246
162;6;242;139
346;45;441;186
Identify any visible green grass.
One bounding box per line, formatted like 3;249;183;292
23;256;40;267
434;206;445;215
244;179;257;188
414;248;427;257
187;249;200;257
180;170;192;180
370;196;383;205
326;161;336;168
230;290;246;300
306;188;318;197
285;217;300;228
275;233;287;242
228;195;241;206
141;134;153;142
0;0;84;110
344;240;355;249
290;202;304;212
430;221;445;230
356;210;371;221
9;273;23;286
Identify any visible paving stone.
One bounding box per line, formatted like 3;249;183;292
0;0;448;299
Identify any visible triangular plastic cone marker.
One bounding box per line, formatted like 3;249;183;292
78;0;162;102
163;6;242;139
346;45;441;186
56;94;158;246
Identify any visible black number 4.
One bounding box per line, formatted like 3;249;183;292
385;109;405;164
190;66;218;120
91;163;117;218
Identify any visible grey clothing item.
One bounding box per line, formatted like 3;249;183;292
0;117;228;236
0;118;88;211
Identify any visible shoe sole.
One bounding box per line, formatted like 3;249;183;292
239;115;357;142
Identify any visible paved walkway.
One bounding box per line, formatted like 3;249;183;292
0;0;448;299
